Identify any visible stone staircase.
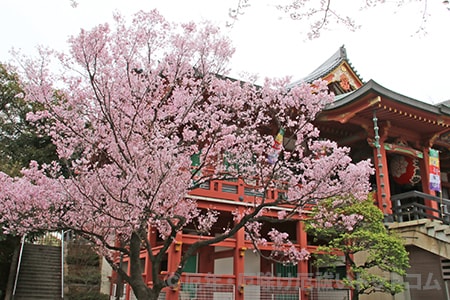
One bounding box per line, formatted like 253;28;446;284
13;243;62;300
389;219;450;259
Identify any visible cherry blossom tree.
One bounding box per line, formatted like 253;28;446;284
0;10;373;300
229;0;447;38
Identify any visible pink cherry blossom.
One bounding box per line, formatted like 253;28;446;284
0;10;373;299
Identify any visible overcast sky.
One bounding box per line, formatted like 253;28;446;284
1;0;449;104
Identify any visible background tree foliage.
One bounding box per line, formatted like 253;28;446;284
0;63;57;177
0;63;58;299
305;195;410;300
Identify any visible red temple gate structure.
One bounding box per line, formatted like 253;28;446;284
109;46;450;300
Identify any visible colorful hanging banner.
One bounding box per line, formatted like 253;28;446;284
429;148;441;192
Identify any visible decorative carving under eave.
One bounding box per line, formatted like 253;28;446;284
367;139;423;159
428;133;440;148
439;131;450;144
384;142;423;159
339;73;351;91
377;120;391;142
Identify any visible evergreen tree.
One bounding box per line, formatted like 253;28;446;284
0;63;57;176
305;195;409;300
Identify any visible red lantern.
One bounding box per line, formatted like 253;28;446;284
389;155;421;185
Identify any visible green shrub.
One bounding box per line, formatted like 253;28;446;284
67;291;109;300
66;272;101;285
66;252;99;266
66;243;100;266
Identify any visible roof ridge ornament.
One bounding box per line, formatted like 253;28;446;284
340;44;347;60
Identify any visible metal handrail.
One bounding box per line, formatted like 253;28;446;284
12;234;26;297
61;230;65;299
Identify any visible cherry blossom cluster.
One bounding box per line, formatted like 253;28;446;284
0;10;373;291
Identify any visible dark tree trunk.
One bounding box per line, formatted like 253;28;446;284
352;288;359;300
127;232;162;300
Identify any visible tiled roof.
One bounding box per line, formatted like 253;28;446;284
288;45;363;88
325;79;450;116
436;99;450;109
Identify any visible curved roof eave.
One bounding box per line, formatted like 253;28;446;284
325;79;450;117
436;101;450;115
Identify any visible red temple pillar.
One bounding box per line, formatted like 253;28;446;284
297;220;309;300
260;254;272;275
145;226;158;286
166;232;183;300
234;207;245;300
372;138;392;216
198;246;214;273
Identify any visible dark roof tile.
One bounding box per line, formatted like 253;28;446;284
288;45;363;88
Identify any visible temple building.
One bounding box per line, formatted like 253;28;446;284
110;46;450;300
307;46;450;300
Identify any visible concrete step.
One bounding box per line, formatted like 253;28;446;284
425;220;441;229
13;243;62;299
13;296;62;300
425;223;450;242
